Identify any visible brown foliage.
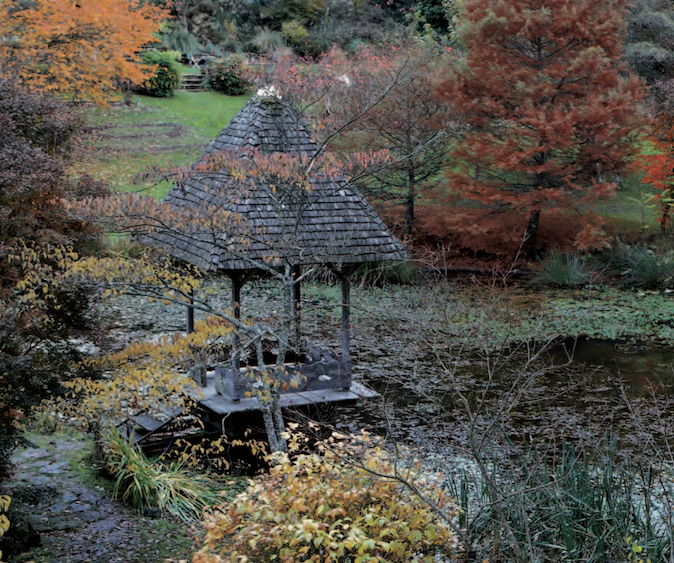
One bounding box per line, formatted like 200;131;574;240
437;0;647;249
0;82;102;480
381;204;601;263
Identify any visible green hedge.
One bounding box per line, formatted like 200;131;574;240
138;50;181;98
205;55;251;96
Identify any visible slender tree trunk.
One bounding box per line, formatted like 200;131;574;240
524;208;540;254
262;407;281;452
661;202;671;233
402;135;416;239
402;162;416;239
254;337;287;453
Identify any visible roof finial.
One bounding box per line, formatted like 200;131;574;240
256;85;282;99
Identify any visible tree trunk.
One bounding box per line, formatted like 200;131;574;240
661;202;671;233
402;163;416;239
254;338;287;453
524;208;540;255
262;407;281;453
402;137;416;239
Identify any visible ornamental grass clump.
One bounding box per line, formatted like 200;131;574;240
534;251;596;287
103;430;220;522
194;430;459;563
603;245;674;288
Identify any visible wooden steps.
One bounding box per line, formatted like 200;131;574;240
122;406;185;446
179;74;204;91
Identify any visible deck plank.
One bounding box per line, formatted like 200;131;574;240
189;375;378;416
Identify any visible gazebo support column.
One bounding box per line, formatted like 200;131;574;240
228;272;244;371
331;266;356;371
341;275;351;369
232;275;242;321
224;270;256;370
186;291;195;334
293;265;301;352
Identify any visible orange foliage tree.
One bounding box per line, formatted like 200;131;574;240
437;0;646;252
0;0;166;104
634;138;674;232
633;81;674;232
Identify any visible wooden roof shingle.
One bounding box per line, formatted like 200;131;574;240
143;97;407;272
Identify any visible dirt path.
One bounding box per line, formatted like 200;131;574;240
4;434;195;563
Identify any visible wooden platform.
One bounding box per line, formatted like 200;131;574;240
187;374;379;416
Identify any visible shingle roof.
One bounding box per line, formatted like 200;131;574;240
200;97;318;157
143;97;407;272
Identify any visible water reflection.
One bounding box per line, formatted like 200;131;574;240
563;338;674;389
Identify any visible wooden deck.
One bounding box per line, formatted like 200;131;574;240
187;374;379;416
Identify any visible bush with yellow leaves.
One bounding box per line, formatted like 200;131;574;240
0;494;9;562
193;430;459;563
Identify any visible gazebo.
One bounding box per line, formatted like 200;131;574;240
143;94;407;389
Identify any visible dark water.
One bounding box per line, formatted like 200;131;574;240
333;338;674;453
562;338;674;388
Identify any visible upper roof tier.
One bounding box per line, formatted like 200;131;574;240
142;97;407;272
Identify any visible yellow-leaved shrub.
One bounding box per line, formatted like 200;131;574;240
59;316;234;431
194;431;459;563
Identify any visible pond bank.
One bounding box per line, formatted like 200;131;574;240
3;434;195;563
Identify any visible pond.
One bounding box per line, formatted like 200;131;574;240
334;336;674;458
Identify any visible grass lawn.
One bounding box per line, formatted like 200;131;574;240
594;170;659;236
74;91;249;198
175;62;201;75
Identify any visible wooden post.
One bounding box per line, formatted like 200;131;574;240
231;273;242;370
293;265;301;353
340;273;351;370
329;265;355;371
186;288;194;334
232;274;241;321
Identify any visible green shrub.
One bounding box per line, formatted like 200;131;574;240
281;19;310;45
193;431;459;563
138;50;181;98
534;251;596;287
354;260;418;286
204;55;251;96
601;244;674;288
102;431;219;522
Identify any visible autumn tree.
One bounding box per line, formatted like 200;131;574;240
245;45;455;240
0;81;103;479
438;0;646;251
633;79;674;231
345;42;457;238
0;0;166;104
